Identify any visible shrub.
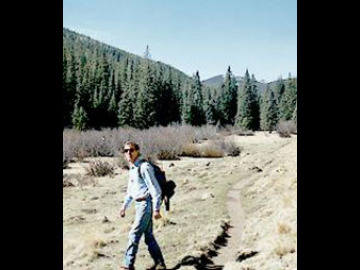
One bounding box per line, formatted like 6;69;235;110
63;124;221;162
220;139;242;157
134;125;195;160
194;125;218;142
180;144;202;157
201;144;225;158
85;160;115;177
276;121;297;138
157;149;180;160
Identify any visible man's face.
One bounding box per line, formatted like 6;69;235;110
123;145;139;164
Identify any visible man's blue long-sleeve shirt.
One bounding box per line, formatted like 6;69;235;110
122;157;162;212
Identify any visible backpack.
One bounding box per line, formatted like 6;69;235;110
138;160;176;211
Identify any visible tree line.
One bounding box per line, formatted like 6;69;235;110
63;28;297;131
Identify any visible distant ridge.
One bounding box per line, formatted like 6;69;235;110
202;75;283;94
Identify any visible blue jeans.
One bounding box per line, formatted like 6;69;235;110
123;198;164;267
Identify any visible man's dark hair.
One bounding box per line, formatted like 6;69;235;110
123;141;140;151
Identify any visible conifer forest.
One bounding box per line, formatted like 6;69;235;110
63;28;297;131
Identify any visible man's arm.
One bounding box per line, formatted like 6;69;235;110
120;177;133;217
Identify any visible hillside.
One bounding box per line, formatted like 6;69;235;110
63;28;191;129
63;28;189;79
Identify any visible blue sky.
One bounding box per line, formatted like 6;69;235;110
63;0;296;82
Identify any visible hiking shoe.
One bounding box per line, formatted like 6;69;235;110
145;262;166;270
119;266;135;270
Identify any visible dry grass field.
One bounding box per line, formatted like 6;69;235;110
63;131;297;270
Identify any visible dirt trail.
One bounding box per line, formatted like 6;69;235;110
211;138;295;267
211;183;245;265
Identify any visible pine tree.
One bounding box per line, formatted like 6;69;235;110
181;80;192;125
134;50;157;129
172;73;183;124
230;75;238;124
65;53;77;127
63;47;69;128
279;77;297;120
118;60;136;127
72;104;89;131
218;66;238;126
191;71;206;126
235;70;253;130
292;101;297;125
250;74;260;130
274;76;285;105
260;85;278;132
157;67;180;126
204;88;218;125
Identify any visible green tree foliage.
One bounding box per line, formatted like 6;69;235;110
249;74;260;130
278;77;297;121
181;80;193;125
260;85;278;132
155;67;181;126
274;76;285;105
134;57;157;129
63;47;69;128
235;70;256;130
191;71;206;126
118;60;136;127
72;104;89;131
204;87;218;125
292;101;297;125
218;66;238;126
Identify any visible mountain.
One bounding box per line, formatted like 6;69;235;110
202;75;285;95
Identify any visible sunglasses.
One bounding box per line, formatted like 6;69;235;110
124;148;135;154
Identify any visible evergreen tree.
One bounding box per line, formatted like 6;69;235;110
157;68;180;125
260;85;278;132
235;70;253;130
204;88;218;125
72;104;89;131
134;52;157;129
250;74;260;130
63;47;69;128
274;76;285;105
171;73;183;124
191;71;206;126
292;100;297;125
181;80;193;125
230;75;238;124
279;77;297;120
218;66;238;126
118;60;136;127
65;53;77;127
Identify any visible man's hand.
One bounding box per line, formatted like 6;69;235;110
154;210;162;220
120;208;126;218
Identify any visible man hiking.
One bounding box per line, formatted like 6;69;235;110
119;141;166;270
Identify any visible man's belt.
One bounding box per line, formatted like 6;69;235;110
135;196;148;202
